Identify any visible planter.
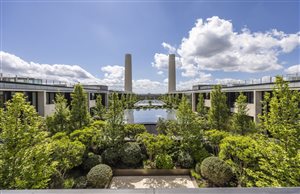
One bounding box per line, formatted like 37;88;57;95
113;168;190;176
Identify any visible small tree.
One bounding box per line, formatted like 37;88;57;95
105;93;125;146
196;93;206;117
231;93;254;135
70;84;91;130
93;95;106;120
46;93;71;134
208;85;229;130
0;93;55;189
259;76;300;154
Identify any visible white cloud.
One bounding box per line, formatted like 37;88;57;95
176;16;300;75
0;51;169;93
285;64;300;74
151;53;182;70
157;70;164;75
0;51;101;84
177;73;212;90
133;79;166;94
162;42;176;54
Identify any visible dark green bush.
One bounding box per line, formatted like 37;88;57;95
87;164;112;188
200;156;234;186
155;154;174;169
177;151;194;168
83;152;102;171
195;162;201;174
192;147;211;163
74;176;87;189
121;142;142;166
102;147;120;167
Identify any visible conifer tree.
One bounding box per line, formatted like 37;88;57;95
196;93;206;117
70;84;90;130
93;95;106;120
46;93;71;134
232;93;254;135
208;85;229;130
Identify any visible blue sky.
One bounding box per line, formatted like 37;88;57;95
1;0;299;93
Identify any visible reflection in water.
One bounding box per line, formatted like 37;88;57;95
124;109;176;124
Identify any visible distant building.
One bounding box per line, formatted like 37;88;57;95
0;77;109;117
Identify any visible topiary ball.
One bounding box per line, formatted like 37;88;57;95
87;164;113;188
200;156;234;186
155;154;174;169
83;152;102;171
177;151;194;168
102;147;120;167
121;142;142;166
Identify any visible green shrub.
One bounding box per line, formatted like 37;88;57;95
195;162;201;174
63;178;75;189
74;176;87;189
200;156;234;186
83;152;102;171
121;142;142;166
87;164;113;188
124;124;146;139
155;154;174;169
177;151;194;168
102;147;120;167
193;147;211;163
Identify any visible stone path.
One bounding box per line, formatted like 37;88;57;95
109;175;197;189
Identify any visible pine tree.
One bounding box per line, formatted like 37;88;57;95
105;93;124;146
70;84;90;130
0;93;55;189
208;85;230;130
93;95;106;120
46;93;71;134
196;93;206;117
232;93;254;135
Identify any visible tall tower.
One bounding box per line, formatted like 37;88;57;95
168;54;176;93
125;54;132;93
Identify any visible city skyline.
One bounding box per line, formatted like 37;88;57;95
1;1;299;93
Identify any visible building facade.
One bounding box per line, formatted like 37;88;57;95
0;79;109;117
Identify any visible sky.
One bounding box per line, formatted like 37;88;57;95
0;0;299;93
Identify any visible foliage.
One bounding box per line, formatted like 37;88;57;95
156;118;177;135
124;124;146;139
246;136;300;187
46;93;71;134
177;151;194;168
219;135;260;186
204;129;231;155
63;178;75;189
74;176;87;189
92;95;106;120
82;152;102;171
231;93;255;135
105;93;125;146
50;132;85;182
121;142;142;166
192;147;211;163
259;76;300;154
208;85;230;130
176;95;204;156
155;154;174;169
137;132;174;161
86;164;112;188
70;84;91;130
0;93;55;189
200;156;234;186
197;93;207;117
101;146;121;167
70;120;106;151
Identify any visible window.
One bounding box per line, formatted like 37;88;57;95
46;92;55;104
